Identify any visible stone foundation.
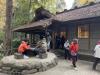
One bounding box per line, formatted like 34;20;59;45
0;52;58;75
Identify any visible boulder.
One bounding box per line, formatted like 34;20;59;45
39;53;47;59
14;53;23;59
0;52;58;75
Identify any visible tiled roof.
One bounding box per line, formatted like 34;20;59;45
13;3;100;32
13;19;51;32
54;3;100;21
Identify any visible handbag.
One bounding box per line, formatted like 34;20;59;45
71;51;77;56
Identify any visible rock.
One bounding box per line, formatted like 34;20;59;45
22;69;37;74
0;52;58;74
0;62;2;68
2;67;11;71
54;58;58;65
41;63;48;71
14;53;23;59
1;70;8;74
10;69;22;75
35;63;42;69
38;68;43;72
41;38;47;52
39;53;47;59
0;69;2;72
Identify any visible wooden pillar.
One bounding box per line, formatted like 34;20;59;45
88;24;91;50
25;33;27;39
30;34;32;44
52;32;55;49
20;32;23;40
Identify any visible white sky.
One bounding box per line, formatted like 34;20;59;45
64;0;75;10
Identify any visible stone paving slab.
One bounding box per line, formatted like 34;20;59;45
28;59;100;75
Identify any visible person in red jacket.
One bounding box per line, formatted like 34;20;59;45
18;39;30;54
70;39;79;70
18;39;38;56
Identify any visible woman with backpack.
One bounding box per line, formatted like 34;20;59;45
70;39;79;70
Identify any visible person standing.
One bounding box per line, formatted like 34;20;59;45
70;39;79;70
56;35;61;49
61;36;65;49
93;41;100;70
64;40;70;60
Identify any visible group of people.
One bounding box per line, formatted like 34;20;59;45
18;39;39;57
18;38;48;58
17;36;100;71
56;35;65;49
64;39;79;70
64;39;100;71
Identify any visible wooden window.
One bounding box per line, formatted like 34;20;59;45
78;25;89;38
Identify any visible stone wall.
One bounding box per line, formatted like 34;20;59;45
0;52;58;75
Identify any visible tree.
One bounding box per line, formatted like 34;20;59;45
4;0;13;50
12;0;33;28
75;0;95;7
12;0;57;28
56;0;66;12
0;0;6;29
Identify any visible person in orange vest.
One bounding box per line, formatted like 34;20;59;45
18;39;30;54
70;39;79;70
18;39;38;56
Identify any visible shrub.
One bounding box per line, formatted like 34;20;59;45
0;40;3;44
12;38;21;53
12;38;21;49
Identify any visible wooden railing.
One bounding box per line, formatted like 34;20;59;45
0;48;17;60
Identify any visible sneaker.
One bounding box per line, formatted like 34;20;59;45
74;67;78;71
23;55;29;59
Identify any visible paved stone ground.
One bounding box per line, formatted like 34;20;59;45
0;59;100;75
28;59;100;75
0;73;7;75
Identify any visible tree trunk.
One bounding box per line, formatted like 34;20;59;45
4;0;13;50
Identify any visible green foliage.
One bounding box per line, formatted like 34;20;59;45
12;38;21;49
12;0;57;28
0;30;4;43
12;0;31;27
37;0;57;13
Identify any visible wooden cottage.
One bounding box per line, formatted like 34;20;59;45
13;3;100;58
52;3;100;56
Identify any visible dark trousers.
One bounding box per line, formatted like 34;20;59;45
71;55;78;67
64;48;71;60
22;49;39;57
56;40;61;49
93;57;100;70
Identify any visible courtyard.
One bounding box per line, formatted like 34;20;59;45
27;59;100;75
